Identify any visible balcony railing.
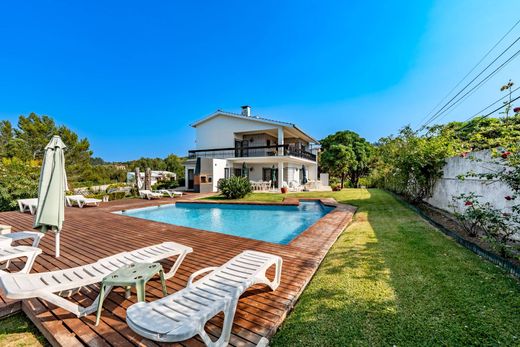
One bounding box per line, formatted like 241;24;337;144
188;144;316;161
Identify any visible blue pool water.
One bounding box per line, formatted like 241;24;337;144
118;201;333;244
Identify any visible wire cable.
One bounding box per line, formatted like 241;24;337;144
417;19;520;129
422;46;520;128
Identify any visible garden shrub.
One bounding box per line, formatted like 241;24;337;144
108;191;127;200
154;179;179;190
0;158;40;211
217;176;252;199
370;126;459;202
454;145;520;259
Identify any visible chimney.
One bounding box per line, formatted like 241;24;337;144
241;105;251;117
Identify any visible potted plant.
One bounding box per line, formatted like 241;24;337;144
281;182;288;194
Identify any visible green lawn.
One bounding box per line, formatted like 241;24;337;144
2;189;519;346
244;189;519;346
0;313;47;347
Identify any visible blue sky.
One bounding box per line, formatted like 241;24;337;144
1;1;520;161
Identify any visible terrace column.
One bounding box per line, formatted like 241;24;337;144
278;162;284;189
277;127;284;156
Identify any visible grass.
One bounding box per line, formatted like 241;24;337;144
0;313;47;347
211;189;520;346
2;189;519;346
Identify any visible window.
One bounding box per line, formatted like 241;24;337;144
224;168;230;179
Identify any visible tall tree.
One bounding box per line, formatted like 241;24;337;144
164;154;185;179
5;113;93;184
320;130;373;188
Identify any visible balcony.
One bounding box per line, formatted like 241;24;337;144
188;144;316;161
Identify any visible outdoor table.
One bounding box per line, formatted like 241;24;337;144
95;262;168;326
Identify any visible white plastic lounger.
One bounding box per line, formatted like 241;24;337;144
155;190;183;198
0;246;42;274
0;242;192;317
66;195;102;208
17;198;38;215
126;250;282;347
139;190;163;200
0;231;44;274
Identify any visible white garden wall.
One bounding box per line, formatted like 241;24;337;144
425;150;514;213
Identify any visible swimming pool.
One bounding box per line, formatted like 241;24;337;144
118;201;333;244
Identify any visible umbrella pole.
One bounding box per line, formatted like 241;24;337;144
55;228;60;258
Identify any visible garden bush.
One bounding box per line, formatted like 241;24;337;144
154;179;179;190
217;176;252;199
0;158;40;211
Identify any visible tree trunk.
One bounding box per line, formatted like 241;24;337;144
340;174;345;189
134;167;141;193
145;168;152;190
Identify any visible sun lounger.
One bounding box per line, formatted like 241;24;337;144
139;190;164;200
0;246;42;274
17;198;38;215
66;195;102;208
0;231;45;274
155;190;183;198
126;250;282;346
0;242;193;317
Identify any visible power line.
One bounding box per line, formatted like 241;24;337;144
455;94;520;133
422;45;520;128
418;18;520;128
465;85;520;121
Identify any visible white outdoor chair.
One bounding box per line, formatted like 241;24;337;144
17;198;38;215
66;195;102;208
126;250;282;346
139;190;164;200
0;231;44;274
288;180;303;192
0;241;193;317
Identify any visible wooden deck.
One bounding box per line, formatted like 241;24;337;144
0;194;355;346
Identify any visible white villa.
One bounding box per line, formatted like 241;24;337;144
184;106;329;193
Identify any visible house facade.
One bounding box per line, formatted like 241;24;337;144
184;106;324;193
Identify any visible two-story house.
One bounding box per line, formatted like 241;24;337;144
184;106;325;193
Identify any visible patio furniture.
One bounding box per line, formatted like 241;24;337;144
66;195;102;208
250;181;261;191
139;190;163;200
0;232;44;274
17;198;38;215
3;231;44;247
155;189;183;198
96;262;168;326
289;180;303;192
0;241;192;317
0;245;42;274
126;250;282;346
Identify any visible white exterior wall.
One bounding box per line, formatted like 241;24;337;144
211;159;227;192
426;150;514;213
195;115;281;149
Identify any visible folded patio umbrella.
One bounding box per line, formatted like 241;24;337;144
34;135;68;258
242;162;248;178
302;165;308;184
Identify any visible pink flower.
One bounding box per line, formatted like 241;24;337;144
505;196;513;201
460;152;469;158
465;201;473;206
514;107;520;113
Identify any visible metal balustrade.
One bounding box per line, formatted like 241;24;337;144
188;144;316;161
